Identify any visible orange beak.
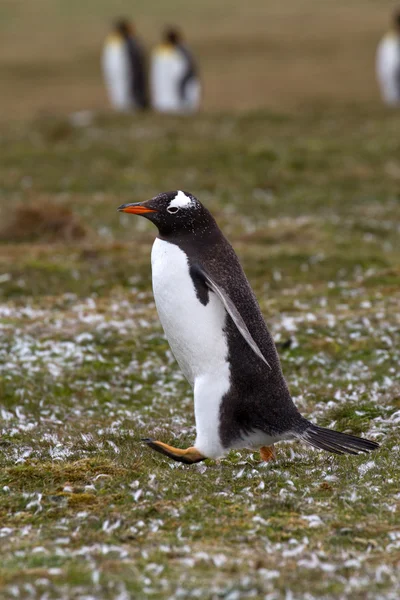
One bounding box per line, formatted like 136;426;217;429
117;203;157;214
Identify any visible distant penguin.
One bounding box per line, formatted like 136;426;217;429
118;191;379;465
150;27;201;113
376;11;400;105
102;19;148;111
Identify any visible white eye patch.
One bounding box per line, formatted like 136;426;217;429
168;190;193;210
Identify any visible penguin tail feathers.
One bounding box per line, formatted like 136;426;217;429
299;424;379;456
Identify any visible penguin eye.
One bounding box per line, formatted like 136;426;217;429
167;206;179;215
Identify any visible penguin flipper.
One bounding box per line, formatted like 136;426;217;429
191;264;271;370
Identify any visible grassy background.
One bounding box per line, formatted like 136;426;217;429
0;0;396;118
1;1;400;599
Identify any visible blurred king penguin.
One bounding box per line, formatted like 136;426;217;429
376;10;400;105
102;19;148;111
151;27;201;113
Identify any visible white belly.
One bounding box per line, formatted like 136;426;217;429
102;43;133;110
376;36;400;104
151;237;230;457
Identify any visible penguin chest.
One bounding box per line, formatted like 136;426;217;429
102;42;133;109
151;238;230;386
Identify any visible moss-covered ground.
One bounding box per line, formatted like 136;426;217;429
0;108;399;599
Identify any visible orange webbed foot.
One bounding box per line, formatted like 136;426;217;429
142;439;206;464
260;445;276;462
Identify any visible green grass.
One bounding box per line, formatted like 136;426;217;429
0;108;399;599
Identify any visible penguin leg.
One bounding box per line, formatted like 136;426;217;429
142;438;206;464
260;445;276;462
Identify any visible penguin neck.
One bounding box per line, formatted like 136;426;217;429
157;221;223;248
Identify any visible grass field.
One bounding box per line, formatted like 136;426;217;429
0;0;397;118
0;107;399;598
1;1;400;599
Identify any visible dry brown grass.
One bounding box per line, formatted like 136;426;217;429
0;0;395;119
0;201;88;243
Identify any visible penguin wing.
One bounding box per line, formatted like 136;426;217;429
191;264;271;370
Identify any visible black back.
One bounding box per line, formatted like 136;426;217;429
122;35;148;109
177;44;198;101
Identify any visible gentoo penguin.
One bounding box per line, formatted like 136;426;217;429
118;191;379;464
376;11;400;105
102;19;148;111
150;28;201;113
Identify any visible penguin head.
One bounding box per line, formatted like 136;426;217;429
118;191;215;236
114;19;134;38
